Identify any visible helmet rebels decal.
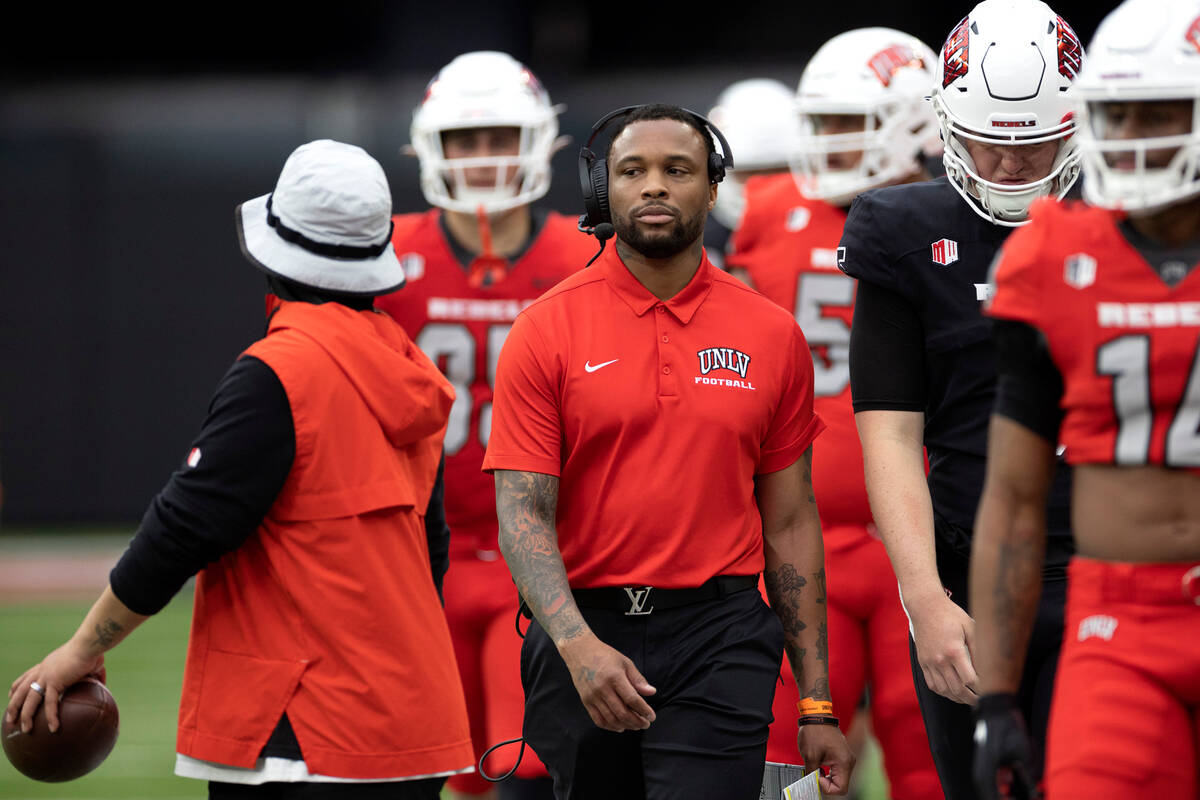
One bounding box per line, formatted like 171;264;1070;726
942;16;970;89
868;45;924;88
1057;16;1083;80
1187;14;1200;53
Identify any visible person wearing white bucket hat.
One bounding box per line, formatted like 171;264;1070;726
5;139;473;799
238;138;407;296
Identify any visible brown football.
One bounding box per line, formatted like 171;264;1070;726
2;677;119;782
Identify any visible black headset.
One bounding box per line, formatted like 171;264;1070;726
577;105;735;243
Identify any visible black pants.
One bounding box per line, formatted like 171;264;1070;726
520;588;783;800
912;530;1066;800
208;777;445;799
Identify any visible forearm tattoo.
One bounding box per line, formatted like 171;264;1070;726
763;565;807;637
91;619;124;649
765;562;831;700
801;448;816;503
495;471;586;644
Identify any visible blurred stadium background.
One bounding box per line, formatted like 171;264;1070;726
1;2;1107;797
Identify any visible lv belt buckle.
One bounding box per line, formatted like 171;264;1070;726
624;587;654;616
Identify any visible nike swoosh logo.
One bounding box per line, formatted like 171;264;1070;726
584;359;619;373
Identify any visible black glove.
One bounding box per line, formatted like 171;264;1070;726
973;692;1038;800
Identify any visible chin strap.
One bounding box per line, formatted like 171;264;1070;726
468;205;509;288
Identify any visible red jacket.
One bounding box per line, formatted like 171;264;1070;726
175;301;472;779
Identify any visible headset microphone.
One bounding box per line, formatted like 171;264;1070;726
579;217;616;267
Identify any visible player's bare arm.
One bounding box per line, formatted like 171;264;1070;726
969;415;1055;694
6;585;148;734
856;408;979;704
494;469;657;733
758;447;855;795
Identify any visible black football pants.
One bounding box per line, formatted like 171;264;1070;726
911;531;1066;800
520;588;783;800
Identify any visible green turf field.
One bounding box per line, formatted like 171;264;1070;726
0;593;203;799
0;530;891;799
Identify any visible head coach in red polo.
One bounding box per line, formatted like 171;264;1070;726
7;140;473;799
483;104;855;799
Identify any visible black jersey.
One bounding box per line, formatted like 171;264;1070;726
838;177;1072;558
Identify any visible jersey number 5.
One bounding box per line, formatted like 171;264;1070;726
417;323;511;455
1097;334;1200;467
795;272;855;397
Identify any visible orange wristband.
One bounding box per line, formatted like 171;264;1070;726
797;698;834;716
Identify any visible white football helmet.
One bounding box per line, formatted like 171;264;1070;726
1074;0;1200;214
792;27;940;207
410;51;564;214
932;0;1083;226
707;79;800;228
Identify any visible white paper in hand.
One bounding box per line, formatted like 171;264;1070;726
782;768;822;800
760;761;805;800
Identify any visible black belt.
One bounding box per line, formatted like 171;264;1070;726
572;574;758;616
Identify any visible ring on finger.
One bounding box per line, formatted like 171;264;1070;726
29;682;45;695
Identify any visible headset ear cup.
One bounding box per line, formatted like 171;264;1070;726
709;152;726;183
591;158;611;223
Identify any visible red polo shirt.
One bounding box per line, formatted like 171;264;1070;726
483;244;824;589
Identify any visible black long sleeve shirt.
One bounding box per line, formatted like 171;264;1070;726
110;355;450;615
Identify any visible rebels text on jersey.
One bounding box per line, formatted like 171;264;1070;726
727;173;867;527
375;210;595;554
988;198;1200;472
838;177;1072;536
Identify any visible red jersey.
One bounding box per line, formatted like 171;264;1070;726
988;198;1200;471
376;210;596;555
727;173;870;526
483;244;824;588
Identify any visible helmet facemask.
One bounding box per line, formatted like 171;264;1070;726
707;78;801;229
935;97;1081;226
789;28;941;207
793;101;937;206
931;2;1084;226
409;51;563;215
412;118;559;215
1080;98;1200;216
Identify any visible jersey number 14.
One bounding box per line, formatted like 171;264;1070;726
1097;334;1200;467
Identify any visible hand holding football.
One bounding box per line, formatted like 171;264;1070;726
2;677;119;782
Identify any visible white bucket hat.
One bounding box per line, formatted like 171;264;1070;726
236;139;405;295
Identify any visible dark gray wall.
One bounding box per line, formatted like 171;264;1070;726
0;2;1110;524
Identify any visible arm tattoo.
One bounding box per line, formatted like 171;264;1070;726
495;470;587;644
91;619;124;649
763;565;807;637
800;448;816;503
784;642;806;672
